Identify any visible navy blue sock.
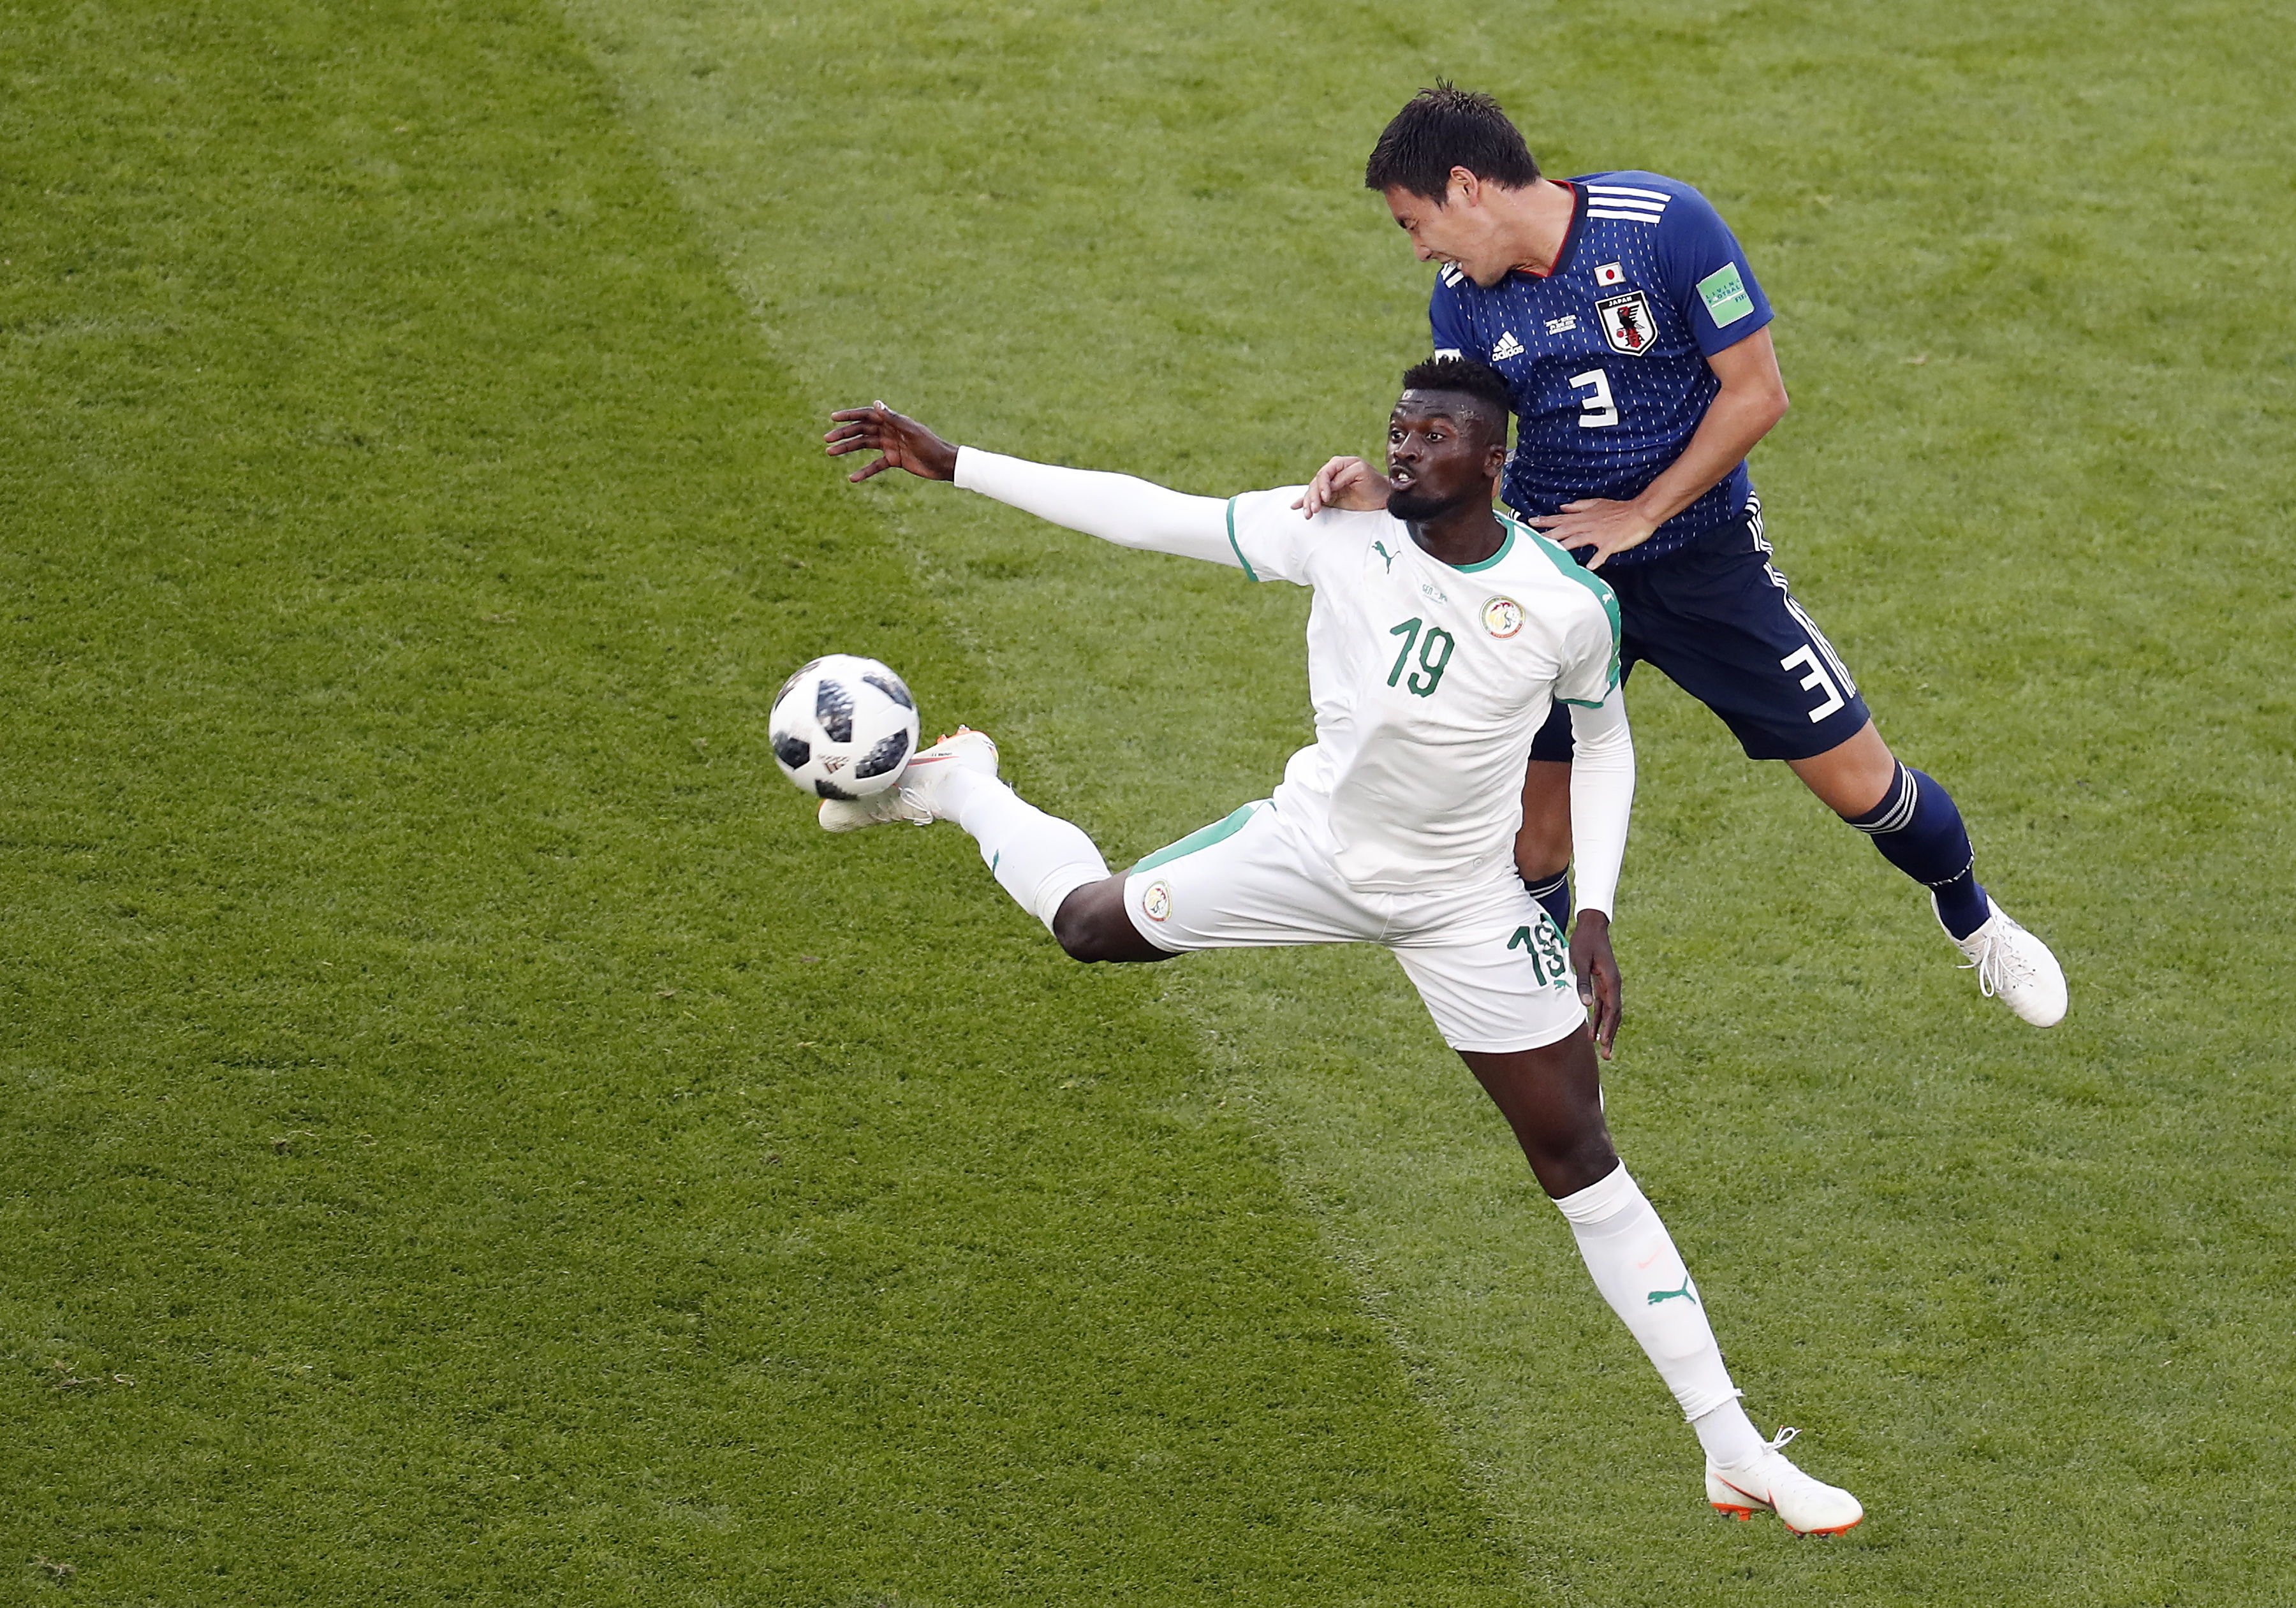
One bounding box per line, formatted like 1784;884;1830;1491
1844;763;1989;939
1522;868;1571;935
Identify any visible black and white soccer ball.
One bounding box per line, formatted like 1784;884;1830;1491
769;654;920;800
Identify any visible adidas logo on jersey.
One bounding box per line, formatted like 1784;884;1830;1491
1586;183;1670;223
1490;330;1526;362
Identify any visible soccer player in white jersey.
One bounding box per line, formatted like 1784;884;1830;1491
818;359;1865;1533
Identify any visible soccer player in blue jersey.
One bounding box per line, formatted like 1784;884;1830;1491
1309;85;2065;1026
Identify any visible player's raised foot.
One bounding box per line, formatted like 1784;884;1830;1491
1707;1428;1864;1537
817;727;999;833
1938;893;2067;1027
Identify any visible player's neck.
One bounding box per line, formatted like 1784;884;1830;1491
1406;505;1507;569
1496;179;1577;278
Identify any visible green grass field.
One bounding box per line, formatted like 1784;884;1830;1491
4;0;2293;1602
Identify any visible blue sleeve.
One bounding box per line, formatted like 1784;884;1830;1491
1654;185;1773;356
1429;273;1476;360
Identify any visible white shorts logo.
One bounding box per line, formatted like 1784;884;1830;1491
1482;596;1524;638
1142;881;1171;922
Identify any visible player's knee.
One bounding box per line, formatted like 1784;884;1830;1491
1050;893;1120;963
1525;1119;1618;1199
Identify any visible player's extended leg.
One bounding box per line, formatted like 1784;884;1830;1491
1608;502;2066;1027
1790;720;2066;1026
1462;1030;1863;1535
819;727;1167;963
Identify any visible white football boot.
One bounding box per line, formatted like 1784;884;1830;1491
817;727;999;832
1938;893;2068;1027
1706;1427;1864;1537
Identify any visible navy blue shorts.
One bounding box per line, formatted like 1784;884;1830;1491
1527;496;1871;764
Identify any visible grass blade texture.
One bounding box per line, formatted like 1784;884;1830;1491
0;3;1524;1602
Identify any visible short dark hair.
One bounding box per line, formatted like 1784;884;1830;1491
1364;83;1540;201
1399;356;1513;442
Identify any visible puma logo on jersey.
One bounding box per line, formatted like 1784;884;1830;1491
1490;330;1526;362
1372;540;1398;572
1647;1276;1698;1306
1543;314;1578;334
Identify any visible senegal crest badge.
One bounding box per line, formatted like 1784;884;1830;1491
1595;291;1658;356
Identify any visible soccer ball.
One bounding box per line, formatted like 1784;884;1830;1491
769;654;920;800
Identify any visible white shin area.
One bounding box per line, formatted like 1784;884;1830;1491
934;768;1111;933
1553;1162;1764;1465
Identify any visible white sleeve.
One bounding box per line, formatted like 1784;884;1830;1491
1565;687;1635;919
1554;581;1624;709
953;446;1240;568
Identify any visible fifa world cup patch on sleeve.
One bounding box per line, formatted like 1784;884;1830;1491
1142;881;1172;922
1697;262;1756;327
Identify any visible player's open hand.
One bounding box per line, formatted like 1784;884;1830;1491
1293;455;1392;518
1526;498;1658;570
825;403;960;483
1570;909;1623;1058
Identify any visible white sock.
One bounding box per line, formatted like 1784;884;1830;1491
1554;1162;1760;1462
932;768;1110;932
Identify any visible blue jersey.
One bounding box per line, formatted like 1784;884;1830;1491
1431;172;1774;567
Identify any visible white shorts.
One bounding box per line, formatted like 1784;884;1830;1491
1121;798;1586;1054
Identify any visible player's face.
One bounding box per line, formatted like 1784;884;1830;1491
1384;181;1506;287
1385;393;1503;520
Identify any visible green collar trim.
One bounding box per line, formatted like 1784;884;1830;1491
1441;516;1517;574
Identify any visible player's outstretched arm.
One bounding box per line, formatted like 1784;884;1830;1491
1564;689;1635;1056
826;402;1240;567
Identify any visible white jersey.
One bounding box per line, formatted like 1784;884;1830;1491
1225;491;1621;892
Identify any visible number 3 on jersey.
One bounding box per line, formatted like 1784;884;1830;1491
1569;367;1618;429
1386;617;1454;698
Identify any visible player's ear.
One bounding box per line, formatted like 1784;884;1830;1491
1447;166;1479;209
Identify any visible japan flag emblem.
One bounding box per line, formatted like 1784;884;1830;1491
1594;261;1626;286
1596;291;1658;356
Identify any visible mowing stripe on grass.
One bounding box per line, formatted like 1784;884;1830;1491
0;3;1529;1602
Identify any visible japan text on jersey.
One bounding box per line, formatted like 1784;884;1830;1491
1430;172;1775;567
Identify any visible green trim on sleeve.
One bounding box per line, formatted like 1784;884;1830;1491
1519;518;1623;692
1225;497;1260;581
